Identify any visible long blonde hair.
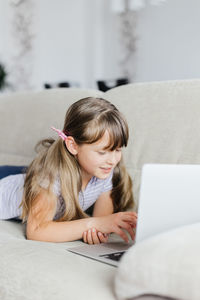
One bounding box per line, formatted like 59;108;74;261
21;97;134;224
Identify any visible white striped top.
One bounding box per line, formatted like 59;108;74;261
0;171;113;220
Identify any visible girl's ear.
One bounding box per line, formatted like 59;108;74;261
65;137;78;155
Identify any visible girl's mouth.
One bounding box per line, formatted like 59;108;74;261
100;167;112;173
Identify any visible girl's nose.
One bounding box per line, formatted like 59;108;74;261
107;152;117;165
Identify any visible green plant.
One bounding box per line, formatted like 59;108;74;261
0;64;7;90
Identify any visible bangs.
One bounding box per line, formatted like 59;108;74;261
106;124;128;151
82;112;129;150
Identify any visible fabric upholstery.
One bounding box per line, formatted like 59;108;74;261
1;79;200;299
0;220;116;300
0;165;26;179
105;79;200;209
115;223;200;300
0;88;103;165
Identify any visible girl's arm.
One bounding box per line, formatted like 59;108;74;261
92;191;114;217
26;189;95;242
83;191;113;244
26;190;136;243
27;217;97;243
84;191;137;244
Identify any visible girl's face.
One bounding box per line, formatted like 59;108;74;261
75;130;122;182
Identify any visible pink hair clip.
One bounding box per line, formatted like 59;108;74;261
51;126;68;141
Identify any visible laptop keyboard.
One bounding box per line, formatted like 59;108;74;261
99;251;125;261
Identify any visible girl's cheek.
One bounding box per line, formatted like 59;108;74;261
117;152;122;162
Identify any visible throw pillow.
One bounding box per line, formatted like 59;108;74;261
115;223;200;300
0;165;27;180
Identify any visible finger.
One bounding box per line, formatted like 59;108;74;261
91;228;101;244
97;231;109;243
87;229;94;245
120;222;135;241
115;228;129;243
131;212;138;219
83;231;87;243
125;211;138;217
123;211;138;220
120;213;137;225
126;220;137;228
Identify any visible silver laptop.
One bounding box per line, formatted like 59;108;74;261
68;164;200;267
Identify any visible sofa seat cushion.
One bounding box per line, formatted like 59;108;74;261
0;220;117;300
115;223;200;300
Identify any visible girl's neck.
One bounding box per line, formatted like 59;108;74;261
81;170;93;191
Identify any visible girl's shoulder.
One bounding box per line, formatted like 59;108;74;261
0;173;25;184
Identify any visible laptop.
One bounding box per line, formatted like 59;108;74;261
68;164;200;267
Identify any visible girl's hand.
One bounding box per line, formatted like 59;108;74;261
83;228;109;245
94;211;137;243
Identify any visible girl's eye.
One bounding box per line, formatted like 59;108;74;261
116;148;122;152
98;151;106;155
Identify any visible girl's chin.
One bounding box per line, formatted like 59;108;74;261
96;168;112;178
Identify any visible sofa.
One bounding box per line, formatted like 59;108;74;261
1;79;200;300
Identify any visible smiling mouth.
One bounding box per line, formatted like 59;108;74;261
100;167;112;172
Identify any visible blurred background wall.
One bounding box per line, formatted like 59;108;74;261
0;0;200;92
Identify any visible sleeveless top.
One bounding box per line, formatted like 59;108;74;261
0;171;113;220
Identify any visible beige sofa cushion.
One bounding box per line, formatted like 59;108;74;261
0;220;117;300
106;79;200;207
0;88;103;165
115;222;200;300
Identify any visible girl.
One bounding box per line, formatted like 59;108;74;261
0;97;137;244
